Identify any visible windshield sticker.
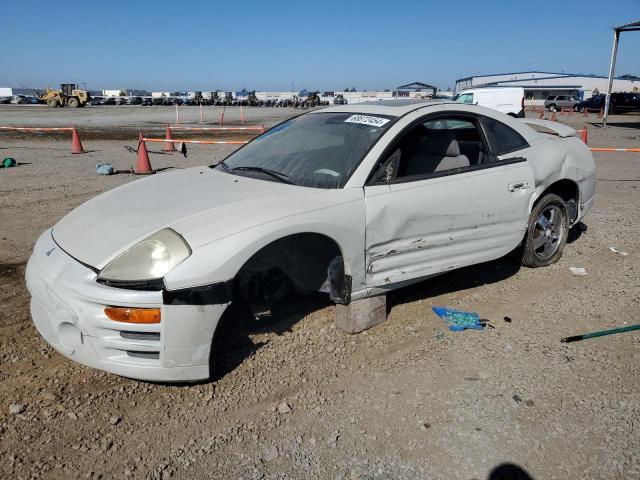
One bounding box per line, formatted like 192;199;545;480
344;115;390;128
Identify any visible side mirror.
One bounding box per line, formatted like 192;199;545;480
373;148;401;183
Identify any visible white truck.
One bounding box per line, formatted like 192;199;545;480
454;87;525;118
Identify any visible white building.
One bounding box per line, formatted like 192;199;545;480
253;90;397;104
103;89;126;97
316;91;395;104
455;71;640;105
256;91;296;101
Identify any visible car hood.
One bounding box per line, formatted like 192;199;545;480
52;167;324;270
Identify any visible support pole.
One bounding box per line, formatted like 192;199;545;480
603;29;620;128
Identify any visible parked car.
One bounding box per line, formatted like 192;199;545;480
141;97;153;106
454;87;525;117
26;101;595;382
90;96;104;106
0;96;12;104
576;93;640;114
544;95;581;112
17;96;39;104
102;97;116;105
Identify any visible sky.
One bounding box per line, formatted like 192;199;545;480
1;0;639;92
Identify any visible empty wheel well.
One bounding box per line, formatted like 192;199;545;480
538;179;579;222
234;233;350;306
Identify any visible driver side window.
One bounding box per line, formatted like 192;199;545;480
372;116;488;182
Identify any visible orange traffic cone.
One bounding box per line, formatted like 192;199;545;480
597;107;604;118
550;111;558;122
539;107;545;119
71;127;85;154
580;127;588;145
135;134;154;175
163;125;176;153
582;107;589;118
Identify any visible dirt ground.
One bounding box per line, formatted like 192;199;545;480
1;105;639;480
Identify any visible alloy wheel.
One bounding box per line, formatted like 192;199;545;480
532;205;565;260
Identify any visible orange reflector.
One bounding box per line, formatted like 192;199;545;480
104;307;161;324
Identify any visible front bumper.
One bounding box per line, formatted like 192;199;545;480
25;230;228;382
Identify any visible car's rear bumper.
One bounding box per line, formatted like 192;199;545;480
25;230;228;382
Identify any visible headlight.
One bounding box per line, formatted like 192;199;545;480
98;229;191;282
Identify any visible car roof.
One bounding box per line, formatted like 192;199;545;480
315;101;544;146
313;100;453;117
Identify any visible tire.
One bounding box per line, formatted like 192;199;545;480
68;97;79;108
548;104;557;112
521;193;569;268
46;98;58;108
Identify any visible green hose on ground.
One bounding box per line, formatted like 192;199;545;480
561;324;640;343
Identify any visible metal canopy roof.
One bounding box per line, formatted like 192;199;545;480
613;20;640;31
396;82;437;90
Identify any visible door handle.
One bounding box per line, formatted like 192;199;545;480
508;181;531;192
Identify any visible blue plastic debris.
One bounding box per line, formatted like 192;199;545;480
1;157;17;168
432;306;484;332
96;163;114;175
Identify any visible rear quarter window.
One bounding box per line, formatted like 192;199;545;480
482;118;529;155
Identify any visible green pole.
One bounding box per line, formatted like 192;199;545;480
561;324;640;343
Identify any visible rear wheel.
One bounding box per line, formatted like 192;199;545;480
68;97;79;108
548;104;557;112
46;98;59;108
521;193;569;268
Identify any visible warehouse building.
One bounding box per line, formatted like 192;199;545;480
455;71;639;105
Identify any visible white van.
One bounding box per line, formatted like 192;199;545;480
454;87;525;117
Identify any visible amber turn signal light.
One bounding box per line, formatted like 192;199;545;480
104;307;161;324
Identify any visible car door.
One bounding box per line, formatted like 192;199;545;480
363;113;535;290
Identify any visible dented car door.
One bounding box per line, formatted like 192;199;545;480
363;115;536;290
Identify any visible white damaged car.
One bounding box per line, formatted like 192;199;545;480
26;101;596;381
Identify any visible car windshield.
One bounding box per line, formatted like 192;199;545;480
215;112;393;188
453;93;474;104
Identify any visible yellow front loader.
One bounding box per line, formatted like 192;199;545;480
40;84;90;108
